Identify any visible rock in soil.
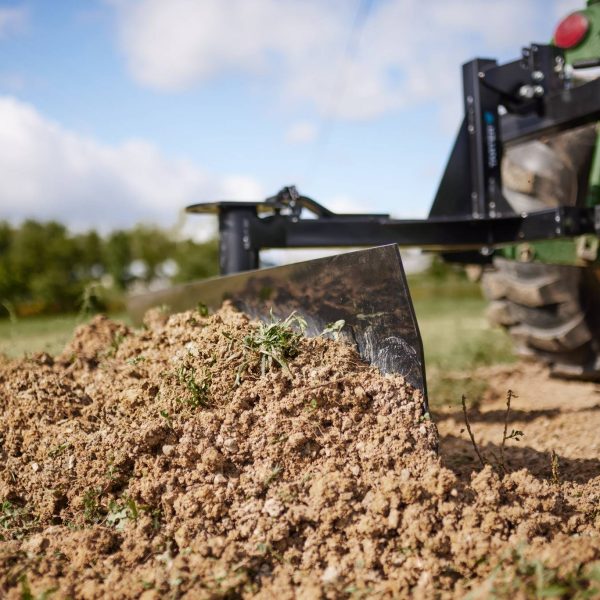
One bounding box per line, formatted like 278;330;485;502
0;305;598;599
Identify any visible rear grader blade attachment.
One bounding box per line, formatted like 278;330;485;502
128;244;427;404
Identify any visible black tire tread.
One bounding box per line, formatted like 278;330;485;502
483;124;600;380
482;258;600;380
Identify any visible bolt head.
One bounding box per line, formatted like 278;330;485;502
532;70;544;82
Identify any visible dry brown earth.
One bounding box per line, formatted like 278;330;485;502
0;307;598;599
437;363;600;486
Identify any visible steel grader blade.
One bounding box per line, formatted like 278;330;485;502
127;244;427;404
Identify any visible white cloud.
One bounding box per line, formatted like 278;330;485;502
0;96;263;232
0;6;27;39
285;121;318;144
111;0;561;121
325;195;369;215
112;0;339;91
219;175;263;200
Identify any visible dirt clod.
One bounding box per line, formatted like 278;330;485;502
0;307;599;599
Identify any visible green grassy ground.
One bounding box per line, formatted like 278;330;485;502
416;295;513;370
407;273;514;405
0;313;132;358
0;314;82;357
0;277;514;406
414;294;514;406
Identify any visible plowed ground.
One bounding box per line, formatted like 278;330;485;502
0;308;598;599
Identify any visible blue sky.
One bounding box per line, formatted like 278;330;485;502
0;0;582;234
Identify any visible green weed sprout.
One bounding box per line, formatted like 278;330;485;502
239;311;307;381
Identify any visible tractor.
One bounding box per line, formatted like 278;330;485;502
481;0;600;379
130;0;600;404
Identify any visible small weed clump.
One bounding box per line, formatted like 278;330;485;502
237;312;306;383
176;363;212;408
82;488;104;524
159;409;174;429
47;442;72;458
106;498;142;531
106;331;125;358
158;410;173;430
81;488;159;531
321;319;345;340
19;573;57;600
263;465;283;490
78;282;104;320
197;302;210;317
475;547;600;599
127;355;146;366
0;500;38;541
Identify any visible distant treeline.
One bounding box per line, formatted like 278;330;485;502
0;220;219;316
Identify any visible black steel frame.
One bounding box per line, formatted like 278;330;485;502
187;44;600;275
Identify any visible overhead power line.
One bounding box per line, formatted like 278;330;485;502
303;0;375;188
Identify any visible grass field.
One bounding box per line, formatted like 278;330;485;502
0;277;514;406
406;274;514;406
415;294;514;405
0;314;78;357
0;313;97;357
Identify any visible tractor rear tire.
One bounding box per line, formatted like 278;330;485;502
481;123;600;380
482;258;600;380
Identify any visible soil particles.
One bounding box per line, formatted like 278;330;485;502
0;305;599;599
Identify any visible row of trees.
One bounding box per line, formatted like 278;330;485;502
0;220;219;316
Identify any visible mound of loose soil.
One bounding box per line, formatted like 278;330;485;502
0;306;599;599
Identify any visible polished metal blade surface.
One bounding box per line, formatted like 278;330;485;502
127;245;427;402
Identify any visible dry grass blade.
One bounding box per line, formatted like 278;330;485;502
500;389;513;473
461;395;486;468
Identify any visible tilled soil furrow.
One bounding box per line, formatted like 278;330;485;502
0;309;598;599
